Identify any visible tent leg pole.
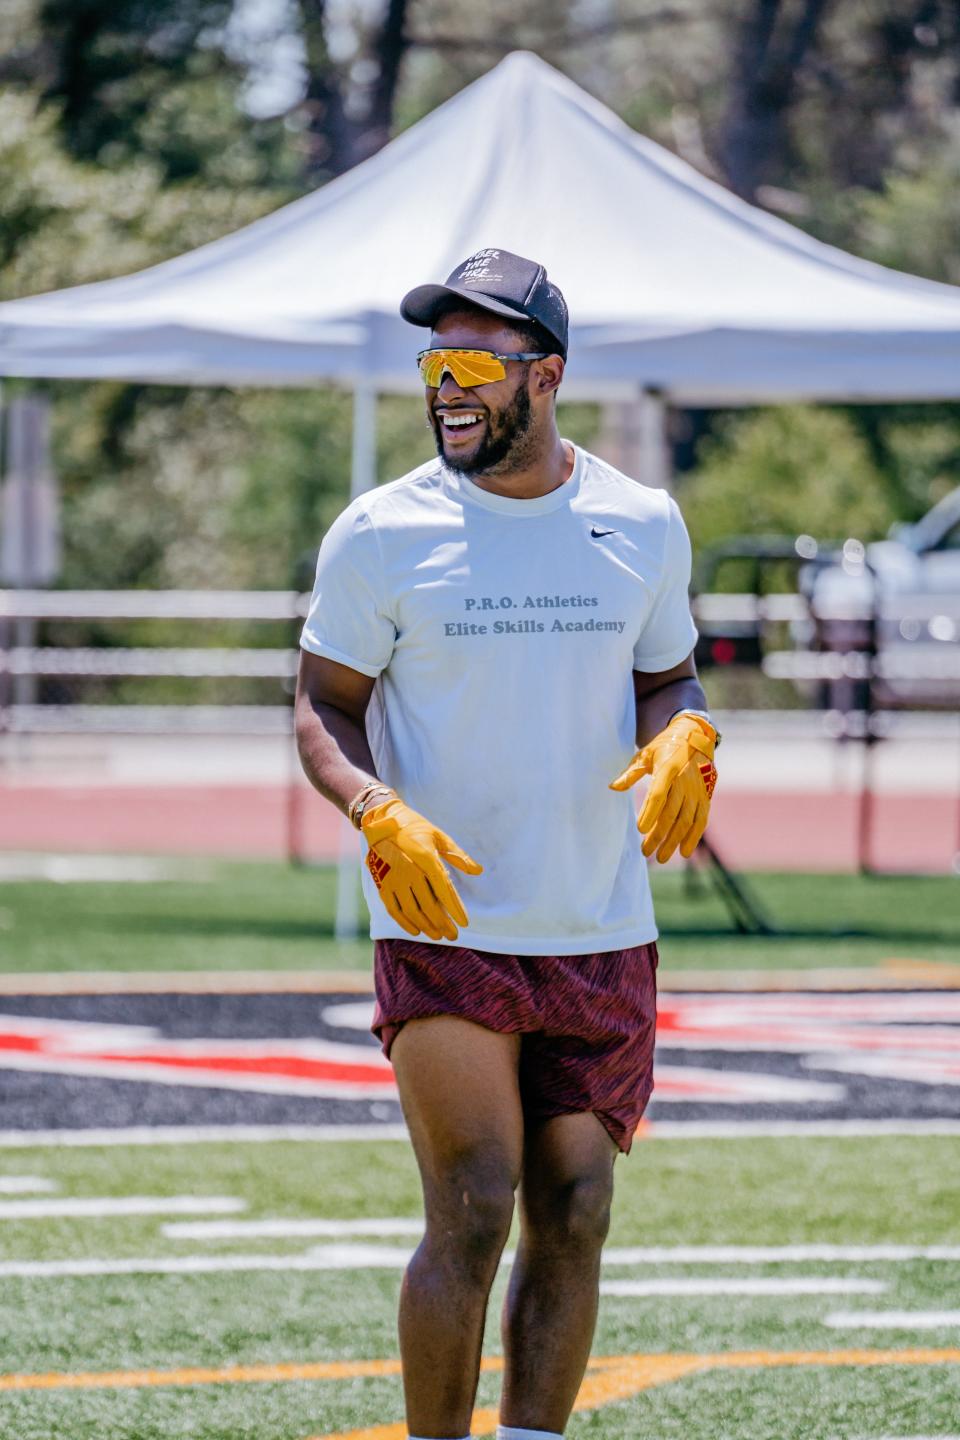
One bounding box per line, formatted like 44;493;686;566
286;641;305;870
350;381;377;500
334;382;379;939
0;384;7;732
637;387;672;492
596;390;672;490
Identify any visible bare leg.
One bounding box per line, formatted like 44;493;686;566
391;1017;524;1439
500;1112;617;1434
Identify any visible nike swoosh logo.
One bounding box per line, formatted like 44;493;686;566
590;526;617;538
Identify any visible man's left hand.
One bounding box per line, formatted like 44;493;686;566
609;713;717;863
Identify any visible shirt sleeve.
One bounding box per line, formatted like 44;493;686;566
632;494;699;672
299;501;396;678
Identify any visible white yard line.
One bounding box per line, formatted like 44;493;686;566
0;1244;413;1278
0;856;183;884
652;1066;846;1104
0;1177;57;1194
159;1231;960;1263
0;1125;411;1148
645;1120;960;1138
0;1256;908;1286
1;1243;952;1283
601;1278;887;1297
164;1217;424;1240
0;1195;244;1221
825;1310;960;1330
1;1119;960;1149
603;1245;960;1264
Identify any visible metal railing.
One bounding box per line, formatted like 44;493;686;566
0;590;306;620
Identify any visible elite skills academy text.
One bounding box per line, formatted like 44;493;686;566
445;592;627;637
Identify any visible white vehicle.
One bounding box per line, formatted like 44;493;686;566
798;487;960;709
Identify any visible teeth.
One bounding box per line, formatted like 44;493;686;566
441;414;481;428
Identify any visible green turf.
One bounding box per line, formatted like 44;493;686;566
0;862;370;974
0;863;958;974
587;1365;960;1440
0;1136;958;1438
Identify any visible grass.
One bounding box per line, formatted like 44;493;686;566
0;863;958;975
0;1135;958;1438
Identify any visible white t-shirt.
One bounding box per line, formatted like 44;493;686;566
300;444;698;956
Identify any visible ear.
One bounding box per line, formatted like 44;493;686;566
532;355;564;398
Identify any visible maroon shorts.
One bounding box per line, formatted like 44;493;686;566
372;938;658;1154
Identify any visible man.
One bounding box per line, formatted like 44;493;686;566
295;248;718;1440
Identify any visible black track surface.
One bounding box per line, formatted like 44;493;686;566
0;991;957;1131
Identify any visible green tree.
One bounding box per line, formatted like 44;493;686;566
0;90;284;299
34;0;291;183
682;406;896;585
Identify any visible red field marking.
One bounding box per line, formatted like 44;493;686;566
0;1013;831;1105
0;781;957;870
2;990;959;1104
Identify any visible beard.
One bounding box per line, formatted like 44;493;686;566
431;381;536;477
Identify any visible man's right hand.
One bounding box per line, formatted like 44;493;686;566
361;796;483;942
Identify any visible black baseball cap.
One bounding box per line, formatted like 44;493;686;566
400;248;569;358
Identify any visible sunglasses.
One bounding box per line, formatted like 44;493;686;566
417;347;551;388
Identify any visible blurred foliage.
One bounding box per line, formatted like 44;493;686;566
2;0;960;677
0;92;285;298
845;133;960;290
683;406;895;591
841;402;960;523
49;383;355;594
34;0;296;184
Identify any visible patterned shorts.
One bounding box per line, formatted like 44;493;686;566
372;938;659;1154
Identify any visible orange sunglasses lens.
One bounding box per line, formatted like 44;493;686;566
417;349;508;388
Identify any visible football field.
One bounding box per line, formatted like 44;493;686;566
0;1134;958;1439
0;864;958;1439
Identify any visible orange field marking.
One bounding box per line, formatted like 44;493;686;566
305;1347;960;1440
0;1358;405;1392
883;959;960;987
0;1355;512;1395
4;1344;958;1440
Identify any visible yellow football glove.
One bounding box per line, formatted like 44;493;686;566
361;796;483;942
609;713;718;863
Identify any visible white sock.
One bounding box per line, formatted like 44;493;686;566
497;1428;564;1439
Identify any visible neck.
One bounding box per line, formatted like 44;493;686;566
466;429;573;500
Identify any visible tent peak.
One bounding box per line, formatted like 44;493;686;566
489;49;561;76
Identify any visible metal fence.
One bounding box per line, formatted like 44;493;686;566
2;587;958;876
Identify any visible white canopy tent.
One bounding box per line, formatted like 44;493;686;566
4;49;960;410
